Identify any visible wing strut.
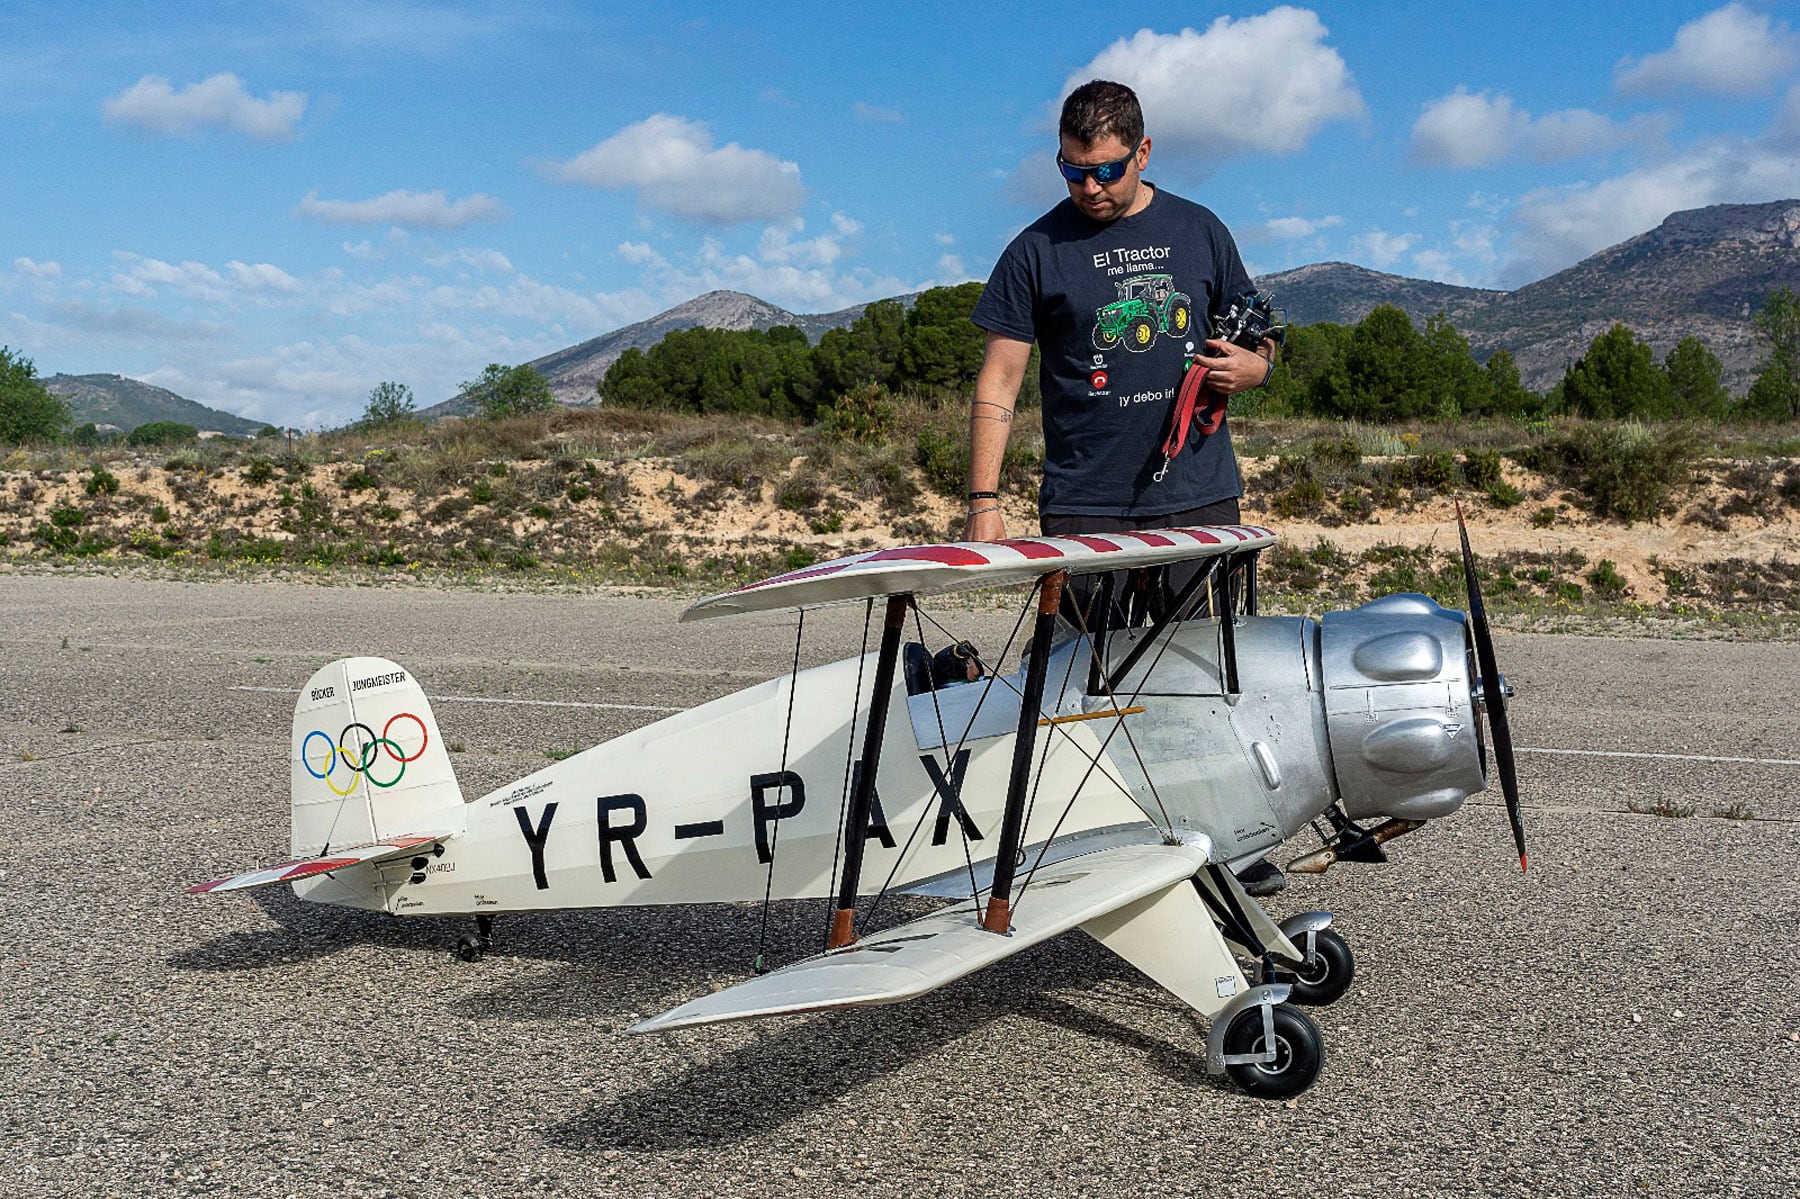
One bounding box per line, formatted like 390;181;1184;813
982;570;1069;934
828;593;911;949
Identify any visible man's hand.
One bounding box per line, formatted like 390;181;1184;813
1192;338;1273;394
964;507;1007;542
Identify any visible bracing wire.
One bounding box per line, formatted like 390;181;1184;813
909;601;984;920
860;587;1037;932
752;609;806;974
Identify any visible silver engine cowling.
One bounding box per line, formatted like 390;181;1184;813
1317;594;1484;820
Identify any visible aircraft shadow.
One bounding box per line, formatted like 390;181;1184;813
543;939;1227;1154
168;887;461;971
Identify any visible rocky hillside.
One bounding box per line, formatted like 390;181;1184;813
1261;200;1800;391
43;373;264;436
1254;262;1500;329
420;289;912;417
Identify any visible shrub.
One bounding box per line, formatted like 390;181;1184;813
128;421;199;447
49;504;85;528
85;466;120;496
151;504;171;523
244;457;275;486
1542;423;1701;522
1587;559;1628;601
1460;449;1503;489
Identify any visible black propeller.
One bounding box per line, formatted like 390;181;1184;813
1456;502;1527;873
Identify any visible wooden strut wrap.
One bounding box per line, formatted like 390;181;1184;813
982;571;1069;935
828;594;911;950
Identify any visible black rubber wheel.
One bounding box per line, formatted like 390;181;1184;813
1287;927;1355;1006
1124;316;1157;352
454;934;485;962
1223;1005;1324;1099
1168;302;1192;337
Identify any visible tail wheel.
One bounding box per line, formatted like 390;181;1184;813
1224;1005;1324;1099
1287;928;1355;1006
1125;317;1156;351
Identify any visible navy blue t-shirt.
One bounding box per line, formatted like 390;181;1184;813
972;186;1253;517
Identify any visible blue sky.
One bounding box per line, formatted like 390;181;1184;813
3;1;1798;427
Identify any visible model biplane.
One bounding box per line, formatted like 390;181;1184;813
190;514;1524;1099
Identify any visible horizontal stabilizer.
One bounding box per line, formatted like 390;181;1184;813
631;841;1208;1034
186;832;452;895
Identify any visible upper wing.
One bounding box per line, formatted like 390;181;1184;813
682;525;1276;621
185;832;453;895
630;840;1210;1033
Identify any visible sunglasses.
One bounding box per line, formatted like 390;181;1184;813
1056;140;1142;185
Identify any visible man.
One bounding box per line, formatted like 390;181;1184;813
963;79;1284;895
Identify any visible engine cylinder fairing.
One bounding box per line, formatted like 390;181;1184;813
1317;594;1484;820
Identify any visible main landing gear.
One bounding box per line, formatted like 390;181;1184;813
1195;865;1357;1099
454;914;495;962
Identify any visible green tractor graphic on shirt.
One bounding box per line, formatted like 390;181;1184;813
1092;273;1192;353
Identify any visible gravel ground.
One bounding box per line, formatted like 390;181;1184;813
1;574;1796;1199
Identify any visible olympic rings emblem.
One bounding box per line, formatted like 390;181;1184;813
301;712;429;794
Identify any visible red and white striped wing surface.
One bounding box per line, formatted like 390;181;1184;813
186;833;451;895
683;525;1277;621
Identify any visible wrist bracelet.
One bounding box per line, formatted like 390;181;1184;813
967;489;998;500
967;504;1000;517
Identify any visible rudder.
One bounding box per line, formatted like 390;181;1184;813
291;657;464;866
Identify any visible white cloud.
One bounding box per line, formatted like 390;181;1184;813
1503;134;1800;283
342;239;381;261
1772;83;1800;150
616;241;664;266
1615;3;1800;98
933;232;956;246
111;254;228;302
546;113;804;225
102;73;306;142
1257;214;1344;240
830;212;863;236
226;261;302;293
1411;89;1657;167
937;254;967;280
853;101;903;124
1351;231;1418;269
13;257;61;280
297;189;505;229
1064;9;1364;157
758;222;844;267
425;247;515;274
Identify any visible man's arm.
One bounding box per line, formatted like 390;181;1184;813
963;331;1033;541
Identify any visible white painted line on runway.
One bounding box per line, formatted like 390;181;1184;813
227;685;1800;761
228;685;685;714
1516;746;1800;768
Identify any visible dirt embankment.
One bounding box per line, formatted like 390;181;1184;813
2;447;1798;615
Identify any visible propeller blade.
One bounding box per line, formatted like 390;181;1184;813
1457;503;1527;873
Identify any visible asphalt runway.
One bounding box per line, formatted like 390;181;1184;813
2;574;1796;1198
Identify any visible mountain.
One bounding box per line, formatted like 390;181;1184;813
420;289;906;418
1260;200;1800;391
42;373;265;436
1254;262;1501;329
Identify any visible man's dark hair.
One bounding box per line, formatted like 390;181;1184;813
1059;80;1145;148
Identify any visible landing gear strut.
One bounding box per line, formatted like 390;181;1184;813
454;914;494;962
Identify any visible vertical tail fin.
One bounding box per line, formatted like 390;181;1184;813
291;657;463;865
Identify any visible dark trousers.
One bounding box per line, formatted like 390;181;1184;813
1041;496;1243;630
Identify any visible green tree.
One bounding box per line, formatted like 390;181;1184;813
361;380;417;427
1560;323;1672;419
1744;362;1798;420
127;420;198;446
1662;337;1728;419
0;347;70;443
896;282;986;391
1746;287;1800;419
1479;349;1541;418
814;299;905;398
463;363;556;419
1319;305;1437;421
